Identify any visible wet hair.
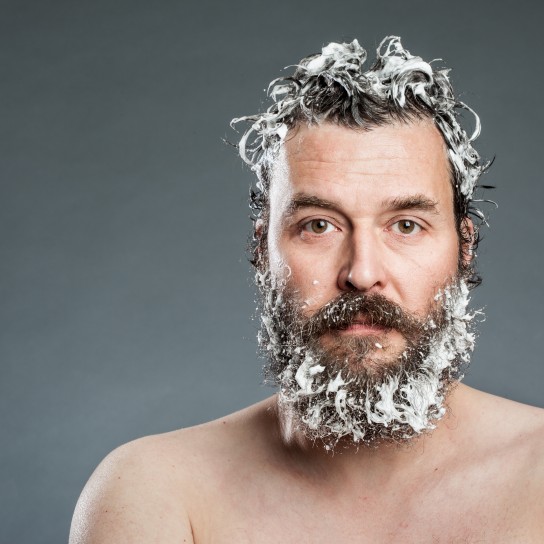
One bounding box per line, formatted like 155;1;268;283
231;37;492;286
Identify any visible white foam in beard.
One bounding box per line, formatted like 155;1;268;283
259;275;479;449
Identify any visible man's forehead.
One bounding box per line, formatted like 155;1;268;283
282;119;446;159
270;120;453;201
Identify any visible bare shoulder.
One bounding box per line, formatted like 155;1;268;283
458;385;544;455
69;396;278;544
457;386;544;494
461;385;544;438
69;433;195;543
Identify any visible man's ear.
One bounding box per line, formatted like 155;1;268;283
252;218;266;269
461;217;475;266
255;218;264;240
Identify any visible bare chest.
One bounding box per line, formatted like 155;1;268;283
190;471;538;544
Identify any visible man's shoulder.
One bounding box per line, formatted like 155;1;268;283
457;386;544;494
464;385;544;431
459;386;544;450
493;392;544;471
69;432;192;542
69;396;279;543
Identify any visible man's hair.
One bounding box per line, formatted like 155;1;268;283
232;36;491;286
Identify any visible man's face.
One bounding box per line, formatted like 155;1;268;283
259;120;475;448
268;120;460;348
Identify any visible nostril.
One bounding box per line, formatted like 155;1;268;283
345;272;358;291
345;279;357;291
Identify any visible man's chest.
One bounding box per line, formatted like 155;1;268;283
194;506;533;543
190;472;538;543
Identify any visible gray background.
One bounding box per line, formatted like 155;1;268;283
1;0;543;542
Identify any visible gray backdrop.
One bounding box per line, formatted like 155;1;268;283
2;0;543;542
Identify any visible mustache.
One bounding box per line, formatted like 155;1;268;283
300;291;425;339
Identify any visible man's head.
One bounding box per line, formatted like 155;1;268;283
232;37;485;449
233;36;488;283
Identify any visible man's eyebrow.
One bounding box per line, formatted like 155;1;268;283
382;194;440;214
283;193;440;218
284;194;342;217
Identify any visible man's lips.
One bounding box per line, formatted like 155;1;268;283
336;317;391;335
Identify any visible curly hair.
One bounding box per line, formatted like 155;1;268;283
232;36;491;287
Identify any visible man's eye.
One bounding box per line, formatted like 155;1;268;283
392;220;421;235
303;219;335;234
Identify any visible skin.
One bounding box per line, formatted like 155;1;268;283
70;121;544;543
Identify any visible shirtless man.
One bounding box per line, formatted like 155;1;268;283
70;37;544;543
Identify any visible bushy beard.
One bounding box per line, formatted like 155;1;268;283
257;271;479;450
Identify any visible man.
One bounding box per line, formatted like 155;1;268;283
70;37;544;543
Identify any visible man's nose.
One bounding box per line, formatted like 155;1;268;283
337;229;387;292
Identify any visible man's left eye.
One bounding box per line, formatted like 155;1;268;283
392;220;421;235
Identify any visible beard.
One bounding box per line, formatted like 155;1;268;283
256;270;479;450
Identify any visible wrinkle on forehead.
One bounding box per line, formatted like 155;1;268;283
287;119;447;158
273;120;453;197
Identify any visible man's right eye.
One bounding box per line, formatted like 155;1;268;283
302;219;335;234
